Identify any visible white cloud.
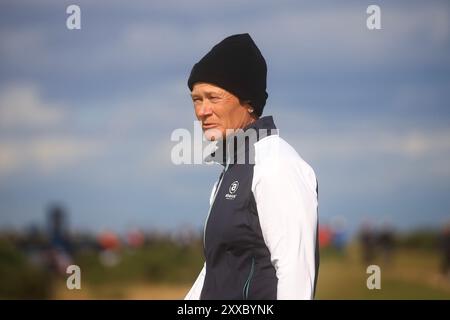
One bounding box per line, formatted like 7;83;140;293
0;83;105;176
0;28;46;58
253;4;450;70
27;137;104;172
0;83;66;129
287;124;450;161
0;137;104;176
0;143;20;174
2;1;448;75
0;80;196;179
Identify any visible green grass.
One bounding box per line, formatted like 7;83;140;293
1;237;449;299
315;245;450;299
74;240;204;285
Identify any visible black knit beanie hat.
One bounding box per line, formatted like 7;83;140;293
188;33;268;117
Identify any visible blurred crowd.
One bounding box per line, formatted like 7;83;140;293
1;204;200;277
1;205;449;288
319;216;450;278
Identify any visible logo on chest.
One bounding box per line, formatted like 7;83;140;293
225;181;239;200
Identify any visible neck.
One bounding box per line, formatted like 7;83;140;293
242;115;258;130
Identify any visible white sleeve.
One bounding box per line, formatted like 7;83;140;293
253;159;318;300
184;263;206;300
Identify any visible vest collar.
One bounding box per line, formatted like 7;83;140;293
204;116;278;166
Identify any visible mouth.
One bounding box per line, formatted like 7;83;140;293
202;123;218;129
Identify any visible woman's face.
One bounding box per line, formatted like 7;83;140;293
191;82;254;141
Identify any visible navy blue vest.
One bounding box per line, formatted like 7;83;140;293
201;116;278;300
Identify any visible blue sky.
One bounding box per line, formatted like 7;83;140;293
0;0;449;234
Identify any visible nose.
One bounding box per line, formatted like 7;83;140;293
196;101;213;118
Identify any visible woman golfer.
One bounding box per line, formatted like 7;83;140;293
184;33;319;300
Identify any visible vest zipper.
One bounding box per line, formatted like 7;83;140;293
242;257;255;300
203;162;229;249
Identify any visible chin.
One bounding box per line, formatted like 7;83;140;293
204;127;224;141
